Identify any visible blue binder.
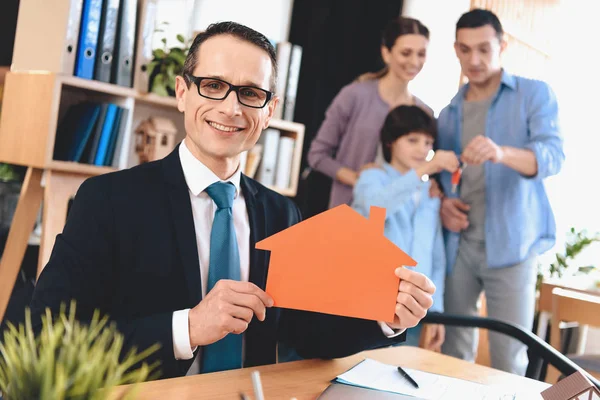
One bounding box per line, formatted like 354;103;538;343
102;106;123;165
75;0;105;79
105;107;128;166
93;103;119;165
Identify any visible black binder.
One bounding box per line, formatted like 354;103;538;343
113;0;136;87
94;0;120;82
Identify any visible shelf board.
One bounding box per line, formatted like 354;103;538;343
268;186;296;197
60;75;136;98
135;93;179;108
268;118;304;133
48;161;117;176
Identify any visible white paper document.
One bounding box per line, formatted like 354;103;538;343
335;359;518;400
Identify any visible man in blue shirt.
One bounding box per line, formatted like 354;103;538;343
437;9;564;375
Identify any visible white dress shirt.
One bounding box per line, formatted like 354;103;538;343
172;141;403;367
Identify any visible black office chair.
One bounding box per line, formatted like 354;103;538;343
423;312;600;390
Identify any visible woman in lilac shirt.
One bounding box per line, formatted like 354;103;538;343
307;17;433;208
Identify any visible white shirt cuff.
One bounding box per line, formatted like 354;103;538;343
172;309;197;360
378;321;406;338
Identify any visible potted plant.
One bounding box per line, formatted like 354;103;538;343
148;23;189;97
0;302;161;399
536;227;600;291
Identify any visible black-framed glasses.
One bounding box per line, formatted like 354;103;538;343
185;74;273;109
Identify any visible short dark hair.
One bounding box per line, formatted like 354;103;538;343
380;105;436;163
182;21;278;91
456;8;504;41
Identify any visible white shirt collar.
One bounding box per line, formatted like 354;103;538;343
178;140;242;198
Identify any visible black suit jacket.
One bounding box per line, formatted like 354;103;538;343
31;147;404;379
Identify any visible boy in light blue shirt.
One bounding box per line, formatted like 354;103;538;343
352;105;460;350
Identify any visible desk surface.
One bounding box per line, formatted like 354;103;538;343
111;346;550;399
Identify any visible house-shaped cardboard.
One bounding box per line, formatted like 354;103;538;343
256;205;416;323
541;371;600;400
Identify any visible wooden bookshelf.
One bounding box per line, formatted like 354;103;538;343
48;161;116;176
0;0;306;324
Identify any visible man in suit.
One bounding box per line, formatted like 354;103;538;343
30;21;436;379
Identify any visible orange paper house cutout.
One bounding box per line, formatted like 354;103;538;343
256;205;417;323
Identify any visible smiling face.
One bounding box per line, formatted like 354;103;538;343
175;34;278;169
454;25;505;85
390;132;434;173
382;34;428;82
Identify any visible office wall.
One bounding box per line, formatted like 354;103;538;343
402;0;470;116
152;0;294;49
191;0;294;43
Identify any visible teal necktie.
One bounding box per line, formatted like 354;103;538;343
201;181;243;373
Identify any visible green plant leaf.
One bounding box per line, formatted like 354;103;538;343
0;303;160;399
177;34;185;44
151;74;169;97
169;50;186;66
152;48;166;59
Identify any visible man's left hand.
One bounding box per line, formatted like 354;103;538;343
387;267;436;330
462;135;504;165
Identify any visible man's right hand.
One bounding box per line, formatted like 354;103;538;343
188;280;274;348
441;197;470;232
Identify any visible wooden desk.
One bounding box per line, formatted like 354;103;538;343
537;279;600;352
111;346;550;399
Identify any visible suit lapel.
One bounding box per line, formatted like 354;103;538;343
241;175;268;290
241;175;277;367
161;146;202;306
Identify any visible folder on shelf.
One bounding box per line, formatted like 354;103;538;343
93;103;120;165
75;0;104;79
256;128;280;186
105;108;129;165
245;144;263;179
134;0;158;93
275;136;295;189
68;103;103;162
110;110;130;168
273;41;292;120
11;0;84;74
85;103;109;163
113;0;137;87
53;102;93;161
283;44;303;121
94;0;120;83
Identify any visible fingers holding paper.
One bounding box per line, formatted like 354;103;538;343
188;280;274;348
387;267;436;330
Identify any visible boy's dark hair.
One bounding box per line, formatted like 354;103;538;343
380;105;437;163
456;8;503;41
182;21;278;91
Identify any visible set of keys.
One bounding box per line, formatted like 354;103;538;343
451;162;467;193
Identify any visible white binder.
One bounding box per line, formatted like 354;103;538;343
133;0;158;93
11;0;83;74
275;136;295;189
256;128;280;187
